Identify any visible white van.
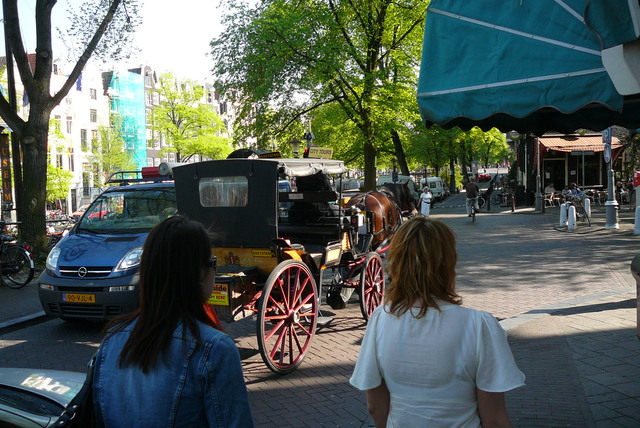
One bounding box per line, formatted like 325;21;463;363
426;177;446;201
376;174;421;204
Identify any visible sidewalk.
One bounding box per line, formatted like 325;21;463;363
0;205;639;427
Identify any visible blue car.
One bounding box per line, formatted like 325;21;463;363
38;169;176;321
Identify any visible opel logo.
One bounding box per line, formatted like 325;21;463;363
78;267;88;278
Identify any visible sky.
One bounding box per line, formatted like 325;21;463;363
2;0;233;81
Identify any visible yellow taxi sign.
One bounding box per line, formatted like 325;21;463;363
307;147;333;159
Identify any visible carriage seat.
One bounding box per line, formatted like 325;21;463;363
279;191;341;225
277;222;342;253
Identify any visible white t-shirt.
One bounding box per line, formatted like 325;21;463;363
350;303;525;428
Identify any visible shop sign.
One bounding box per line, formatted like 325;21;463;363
0;134;12;205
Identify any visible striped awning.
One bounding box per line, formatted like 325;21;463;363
417;0;640;135
538;135;622;153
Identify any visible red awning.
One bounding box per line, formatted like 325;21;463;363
538;135;622;153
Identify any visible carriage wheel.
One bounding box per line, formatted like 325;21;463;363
257;260;318;374
359;252;384;321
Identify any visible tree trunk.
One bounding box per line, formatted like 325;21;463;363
363;140;377;191
391;130;409;176
21;108;51;254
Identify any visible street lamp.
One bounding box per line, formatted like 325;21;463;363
289;138;301;158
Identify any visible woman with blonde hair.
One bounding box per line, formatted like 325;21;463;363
350;216;524;428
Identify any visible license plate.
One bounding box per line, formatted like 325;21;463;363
63;293;96;303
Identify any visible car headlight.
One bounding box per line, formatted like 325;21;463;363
115;247;143;272
46;247;61;271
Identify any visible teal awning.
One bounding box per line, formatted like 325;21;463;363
417;0;640;135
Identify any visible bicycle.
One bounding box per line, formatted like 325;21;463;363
467;197;481;223
565;197;591;227
0;221;35;288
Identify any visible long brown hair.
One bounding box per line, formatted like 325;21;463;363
106;216;218;373
385;216;461;318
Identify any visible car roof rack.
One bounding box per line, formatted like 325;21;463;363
106;166;173;185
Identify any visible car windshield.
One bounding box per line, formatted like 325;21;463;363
76;187;176;234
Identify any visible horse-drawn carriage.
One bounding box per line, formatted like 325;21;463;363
171;158;414;373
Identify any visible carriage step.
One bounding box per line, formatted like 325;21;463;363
317;316;334;327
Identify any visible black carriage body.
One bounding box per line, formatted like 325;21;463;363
172;158;352;321
173;159;279;249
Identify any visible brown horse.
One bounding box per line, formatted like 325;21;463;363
345;182;417;251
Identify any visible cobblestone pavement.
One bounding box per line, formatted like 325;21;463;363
0;196;638;427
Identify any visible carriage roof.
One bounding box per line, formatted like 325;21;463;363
171;158;347;249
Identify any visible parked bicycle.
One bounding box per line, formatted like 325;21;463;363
491;187;516;211
565;197;591;226
0;221;35;289
46;217;75;251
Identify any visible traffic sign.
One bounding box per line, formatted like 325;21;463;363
602;127;612;144
603;142;611;163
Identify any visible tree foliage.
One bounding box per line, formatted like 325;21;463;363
150;73;230;162
92;121;136;184
211;0;429;189
0;0;140;252
46;164;73;203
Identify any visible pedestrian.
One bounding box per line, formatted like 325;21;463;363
419;187;433;216
92;216;254;427
350;217;525;427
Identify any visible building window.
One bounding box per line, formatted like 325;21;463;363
152;92;159;105
91;129;98;152
69;154;75;172
90;88;97;100
147;158;153;167
66;97;72;106
168;152;176;162
80;129;88;151
66;116;72;134
56;154;63;168
82;172;90;196
89;109;97;123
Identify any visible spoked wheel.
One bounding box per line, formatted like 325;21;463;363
2;246;34;289
359;252;384;321
257;260;318;374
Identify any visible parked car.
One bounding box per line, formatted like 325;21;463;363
376;174;421;205
39;167;177;321
70;203;90;220
424;177;447;202
478;173;491;182
0;367;84;427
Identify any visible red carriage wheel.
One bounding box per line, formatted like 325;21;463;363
359;252;384;321
257;260;318;374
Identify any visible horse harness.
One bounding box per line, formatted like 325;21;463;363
351;191;403;237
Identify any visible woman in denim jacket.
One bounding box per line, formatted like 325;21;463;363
93;216;253;427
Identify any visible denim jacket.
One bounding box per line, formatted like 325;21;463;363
93;320;254;427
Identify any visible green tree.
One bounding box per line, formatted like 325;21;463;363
620;130;640;180
150;73;230;162
211;0;428;190
92;122;136;184
0;0;140;252
46;163;73;206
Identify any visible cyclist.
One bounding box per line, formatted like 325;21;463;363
465;177;480;217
